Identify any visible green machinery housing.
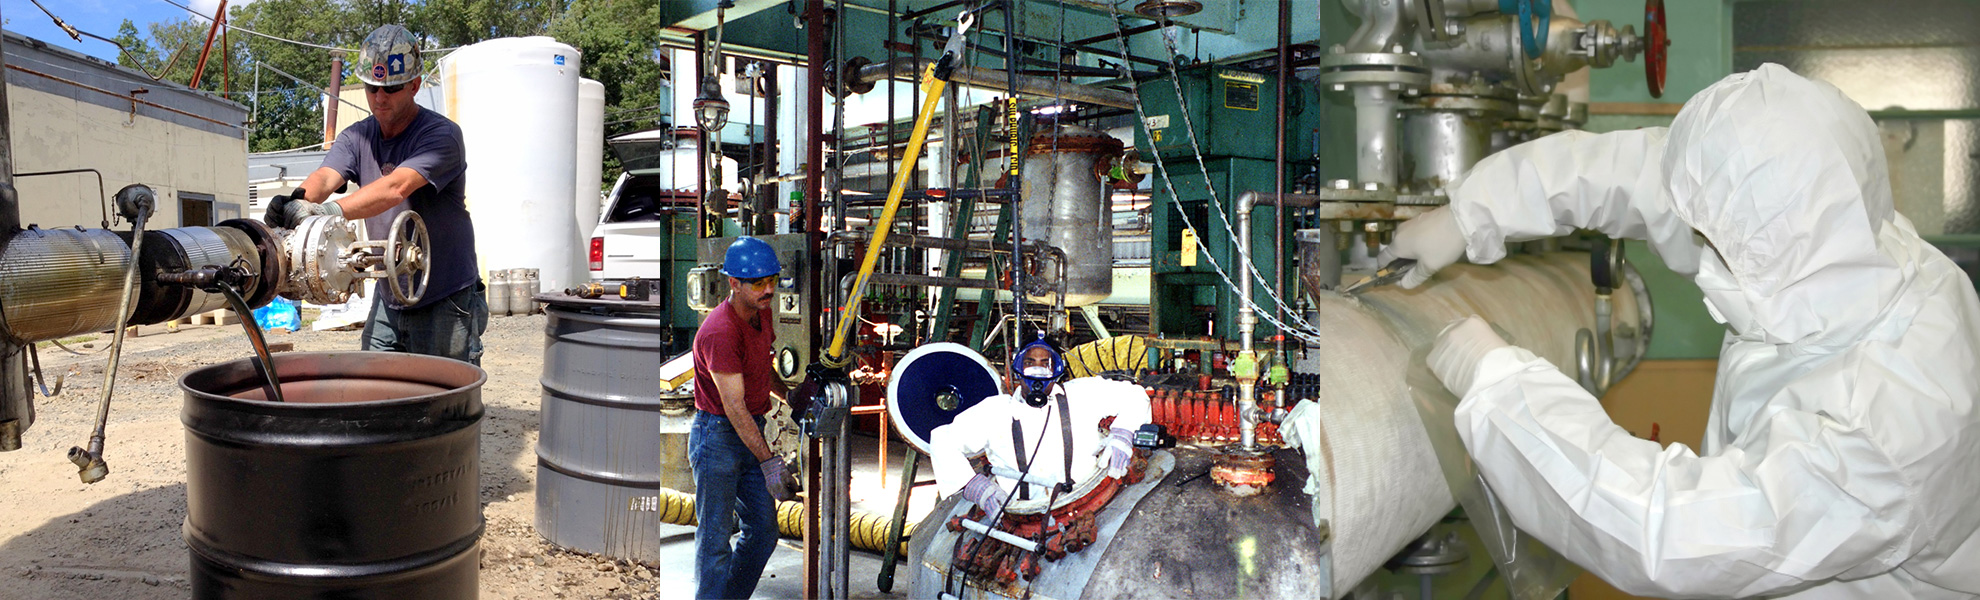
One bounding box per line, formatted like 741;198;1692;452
1135;64;1323;339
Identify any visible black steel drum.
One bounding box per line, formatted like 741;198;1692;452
179;351;486;599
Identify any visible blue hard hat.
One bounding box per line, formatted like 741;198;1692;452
1012;334;1067;407
721;236;782;279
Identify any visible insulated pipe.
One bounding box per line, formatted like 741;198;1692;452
848;57;1137;110
1299;252;1648;591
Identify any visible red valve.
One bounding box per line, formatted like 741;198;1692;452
1645;0;1669;98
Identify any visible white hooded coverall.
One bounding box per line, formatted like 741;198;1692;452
929;377;1152;499
1439;64;1980;598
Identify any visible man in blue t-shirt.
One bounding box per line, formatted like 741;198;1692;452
273;24;485;364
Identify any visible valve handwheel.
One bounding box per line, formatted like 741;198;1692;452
1645;0;1669;98
384;210;431;306
1500;0;1551;59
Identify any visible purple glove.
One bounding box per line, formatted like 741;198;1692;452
760;457;791;502
1101;427;1135;478
960;473;1009;518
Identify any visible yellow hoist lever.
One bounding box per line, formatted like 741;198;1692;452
820;11;974;369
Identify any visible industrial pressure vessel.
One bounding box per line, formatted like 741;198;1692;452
1019;125;1121;307
441;37;582;291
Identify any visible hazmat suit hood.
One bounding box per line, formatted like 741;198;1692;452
1663;63;1919;352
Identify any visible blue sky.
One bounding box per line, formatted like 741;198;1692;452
2;0;240;64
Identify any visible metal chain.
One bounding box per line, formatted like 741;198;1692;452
1144;28;1315;332
1103;13;1325;344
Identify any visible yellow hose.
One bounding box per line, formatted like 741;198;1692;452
656;487;915;555
823;64;950;368
1065;335;1148;379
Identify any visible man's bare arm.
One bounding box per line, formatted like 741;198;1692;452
326;167;430;220
714;371;774;461
299;167;348;203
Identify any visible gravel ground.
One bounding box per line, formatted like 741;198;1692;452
0;313;657;599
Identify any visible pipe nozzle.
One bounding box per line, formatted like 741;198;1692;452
67;446;107;484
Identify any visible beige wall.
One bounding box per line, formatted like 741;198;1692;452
7;83;247;230
333;84;373;139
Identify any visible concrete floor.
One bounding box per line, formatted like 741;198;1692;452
658;431;941;599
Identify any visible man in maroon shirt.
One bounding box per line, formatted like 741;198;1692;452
689;236;789;600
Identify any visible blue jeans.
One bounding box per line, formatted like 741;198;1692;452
690;411;778;600
361;281;487;365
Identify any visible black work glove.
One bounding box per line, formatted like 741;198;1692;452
261;191;298;227
264;191;343;228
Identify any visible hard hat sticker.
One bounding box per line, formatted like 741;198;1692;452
554;55;566;66
372;65;387;79
387;54;406;75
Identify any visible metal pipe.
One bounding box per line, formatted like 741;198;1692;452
844;271;1003;292
323;52;340;149
0;4;23;454
1404;111;1490;192
850;56;1138;109
898;0;969;21
828;229;1009;254
801;2;827;595
1235;191;1261;449
1005;1;1024;355
4;65;239;129
757;64;779;234
1274;0;1291;363
73;206;147;484
1343;0;1410;53
14;169;108;228
835;408;851;600
1355;85;1400;187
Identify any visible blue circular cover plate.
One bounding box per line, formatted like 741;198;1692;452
887;343;1004;455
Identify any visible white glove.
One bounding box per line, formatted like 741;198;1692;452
1428;316;1510;396
1100;427;1135;478
1378;206;1467;289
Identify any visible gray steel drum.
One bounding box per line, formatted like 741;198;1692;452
179;352;486;599
538;303;665;561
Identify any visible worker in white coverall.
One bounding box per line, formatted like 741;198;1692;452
929;337;1151;520
1382;63;1980;598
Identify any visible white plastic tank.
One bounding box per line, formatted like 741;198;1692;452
440;37;583;291
575;78;605;250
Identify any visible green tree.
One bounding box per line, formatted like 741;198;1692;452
549;0;663;187
549;0;662;136
413;0;563;47
121;0;661;156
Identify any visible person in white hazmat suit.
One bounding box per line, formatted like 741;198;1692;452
1380;63;1980;598
929;336;1151;520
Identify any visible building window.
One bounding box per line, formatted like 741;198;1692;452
180;192;216;227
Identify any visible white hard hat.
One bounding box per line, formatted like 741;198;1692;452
357;24;422;86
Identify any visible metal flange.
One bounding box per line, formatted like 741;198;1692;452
282;214;358;305
1318;51;1431;90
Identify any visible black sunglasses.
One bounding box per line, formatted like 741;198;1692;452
366;83;407;95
